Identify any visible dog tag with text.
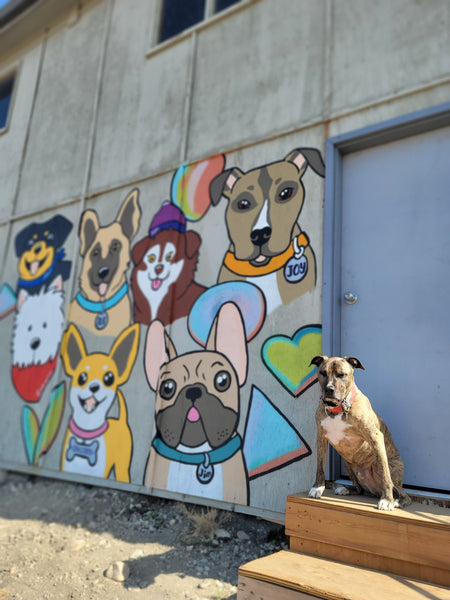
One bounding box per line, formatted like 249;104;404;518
284;245;308;284
196;454;214;484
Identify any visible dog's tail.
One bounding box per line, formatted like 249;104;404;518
116;390;129;426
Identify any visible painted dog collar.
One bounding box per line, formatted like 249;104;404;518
323;384;357;415
152;434;242;485
69;417;109;439
223;233;309;277
75;282;128;313
18;249;65;288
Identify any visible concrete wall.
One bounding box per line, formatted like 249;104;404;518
0;0;448;518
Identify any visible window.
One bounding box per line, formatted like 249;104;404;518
158;0;242;43
0;73;15;130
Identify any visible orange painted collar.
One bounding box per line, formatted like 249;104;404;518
223;233;309;277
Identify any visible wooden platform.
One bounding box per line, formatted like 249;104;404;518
286;491;450;587
237;491;450;599
238;550;450;600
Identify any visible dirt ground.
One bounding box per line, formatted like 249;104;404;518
0;471;288;600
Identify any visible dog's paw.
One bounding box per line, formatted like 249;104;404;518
334;485;350;496
394;499;400;508
308;486;325;499
377;498;395;511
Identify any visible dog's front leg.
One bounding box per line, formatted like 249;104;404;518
308;426;328;499
369;429;395;510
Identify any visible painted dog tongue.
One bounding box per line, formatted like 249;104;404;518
84;396;98;413
30;260;40;276
98;282;108;297
152;278;162;291
187;406;200;423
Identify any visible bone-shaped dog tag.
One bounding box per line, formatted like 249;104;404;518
196;453;214;484
284;241;308;284
95;310;108;330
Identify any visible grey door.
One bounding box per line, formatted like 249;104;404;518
328;114;450;492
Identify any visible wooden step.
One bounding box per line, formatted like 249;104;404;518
238;550;450;599
286;491;450;587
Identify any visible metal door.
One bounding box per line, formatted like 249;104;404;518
324;106;450;492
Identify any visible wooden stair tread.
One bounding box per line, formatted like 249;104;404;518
287;491;450;528
239;550;450;600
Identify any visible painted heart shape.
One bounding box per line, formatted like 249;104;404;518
262;325;322;396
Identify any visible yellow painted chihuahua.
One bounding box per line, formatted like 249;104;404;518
60;323;139;482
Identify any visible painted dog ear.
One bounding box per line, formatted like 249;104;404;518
285;148;325;178
144;320;177;391
79;210;99;256
110;323;140;385
117;188;141;241
60;324;86;377
344;356;365;370
209;168;244;204
310;355;327;368
132;237;151;266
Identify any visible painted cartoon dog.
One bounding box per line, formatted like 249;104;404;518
144;302;249;505
209;148;325;314
11;276;65;402
60;322;139;482
131;201;206;326
15;215;73;295
69;189;141;337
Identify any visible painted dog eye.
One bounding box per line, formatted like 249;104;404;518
160;379;176;400
278;187;293;201
237;198;251;210
214;371;231;392
78;372;88;386
148;254;156;263
165;251;173;262
111;241;121;253
103;371;115;387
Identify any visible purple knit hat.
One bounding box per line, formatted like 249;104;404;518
149;201;186;237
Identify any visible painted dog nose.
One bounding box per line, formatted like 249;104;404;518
89;383;100;394
185;386;202;402
30;337;41;350
251;226;271;246
155;264;163;275
98;266;109;280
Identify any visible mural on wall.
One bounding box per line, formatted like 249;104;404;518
131;201;207;326
143;301;251;505
60;322;139;482
209;148;325;314
1;215;75;466
69;188;141;337
262;325;322;397
0;144;326;516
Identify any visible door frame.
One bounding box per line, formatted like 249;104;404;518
322;101;450;482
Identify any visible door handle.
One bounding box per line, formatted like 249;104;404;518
344;292;358;305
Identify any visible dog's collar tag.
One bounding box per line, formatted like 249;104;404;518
284;237;308;283
95;308;108;330
196;453;214;485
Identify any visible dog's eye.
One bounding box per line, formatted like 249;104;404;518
160;379;176;400
111;241;121;253
237;198;251;210
320;370;327;377
165;252;173;262
278;187;293;201
78;372;88;386
103;371;115;387
148;254;156;263
214;371;231;392
336;373;345;379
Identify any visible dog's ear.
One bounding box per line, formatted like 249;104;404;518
116;188;141;241
60;324;86;376
132;237;151;265
16;288;28;311
144;320;177;391
184;231;202;259
48;275;63;293
210;168;244;204
206;302;248;386
344;356;365;370
310;355;327;368
110;323;140;385
79;210;99;256
285;148;325;179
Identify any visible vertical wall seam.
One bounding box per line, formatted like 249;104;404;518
179;30;198;163
0;35;47;286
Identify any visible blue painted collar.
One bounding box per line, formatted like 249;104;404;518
152;434;242;465
76;282;128;313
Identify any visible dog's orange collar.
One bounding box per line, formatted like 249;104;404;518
324;385;357;415
223;233;309;277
